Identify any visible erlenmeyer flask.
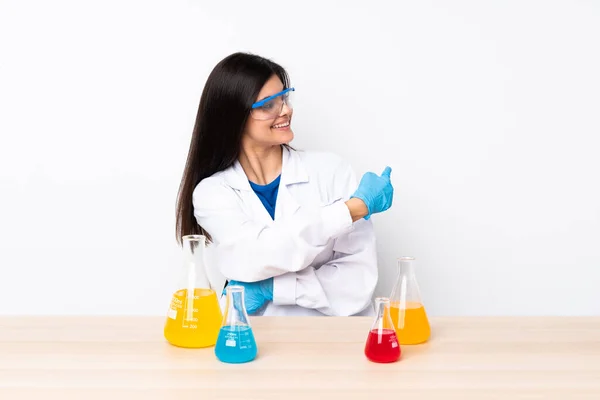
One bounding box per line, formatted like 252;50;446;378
164;234;223;348
389;256;431;345
215;285;258;363
364;297;401;363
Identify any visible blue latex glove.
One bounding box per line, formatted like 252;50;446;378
351;166;394;220
225;278;274;315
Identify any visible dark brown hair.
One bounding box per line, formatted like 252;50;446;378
175;52;290;245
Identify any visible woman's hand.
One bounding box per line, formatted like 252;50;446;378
225;278;274;315
345;198;369;222
350;166;394;220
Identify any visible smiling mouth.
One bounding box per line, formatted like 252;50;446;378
272;120;290;129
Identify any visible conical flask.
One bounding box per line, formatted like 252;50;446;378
215;285;258;363
389;256;431;345
164;234;223;348
364;297;401;363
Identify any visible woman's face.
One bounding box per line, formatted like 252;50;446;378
242;75;294;148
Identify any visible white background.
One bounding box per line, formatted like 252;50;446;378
1;0;599;316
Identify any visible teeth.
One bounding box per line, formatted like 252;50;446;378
272;121;290;128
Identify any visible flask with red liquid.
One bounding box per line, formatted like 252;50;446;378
364;297;401;363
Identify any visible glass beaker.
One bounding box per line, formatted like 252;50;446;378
164;234;223;348
389;256;431;345
215;285;258;364
364;297;401;363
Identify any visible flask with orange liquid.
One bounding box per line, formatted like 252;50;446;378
164;234;223;348
389;257;431;345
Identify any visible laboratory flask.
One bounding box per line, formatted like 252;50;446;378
164;234;223;348
389;257;431;345
215;285;258;363
364;297;401;363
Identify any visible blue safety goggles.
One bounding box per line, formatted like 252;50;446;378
250;87;295;120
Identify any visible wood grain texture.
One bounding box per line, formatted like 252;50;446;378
1;316;599;399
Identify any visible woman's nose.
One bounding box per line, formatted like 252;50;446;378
279;102;291;116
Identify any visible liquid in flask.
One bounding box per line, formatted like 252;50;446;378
364;297;401;363
390;257;431;345
164;234;223;348
215;285;258;364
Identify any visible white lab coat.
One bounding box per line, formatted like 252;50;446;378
192;146;378;316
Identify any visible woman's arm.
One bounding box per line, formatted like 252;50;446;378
269;160;379;316
271;217;378;316
193;177;356;283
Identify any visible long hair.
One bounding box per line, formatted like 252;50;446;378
175;52;291;245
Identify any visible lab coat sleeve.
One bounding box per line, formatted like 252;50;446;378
192;178;354;283
271;162;379;316
272;218;378;316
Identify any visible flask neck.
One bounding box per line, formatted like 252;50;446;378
224;286;250;327
375;298;388;317
397;257;416;277
181;235;211;290
182;235;205;259
392;257;423;306
373;297;394;331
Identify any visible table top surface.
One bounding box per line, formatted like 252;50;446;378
1;316;599;399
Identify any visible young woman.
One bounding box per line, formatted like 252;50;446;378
176;52;394;316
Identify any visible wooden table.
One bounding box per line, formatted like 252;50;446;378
1;316;599;399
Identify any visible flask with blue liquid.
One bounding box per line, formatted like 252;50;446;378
215;285;258;363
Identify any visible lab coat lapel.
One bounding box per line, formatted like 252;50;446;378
275;182;299;220
221;158;274;225
275;147;308;220
220;146;308;223
252;196;275;225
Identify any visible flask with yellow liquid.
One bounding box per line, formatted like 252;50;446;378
164;234;223;348
389;257;431;345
